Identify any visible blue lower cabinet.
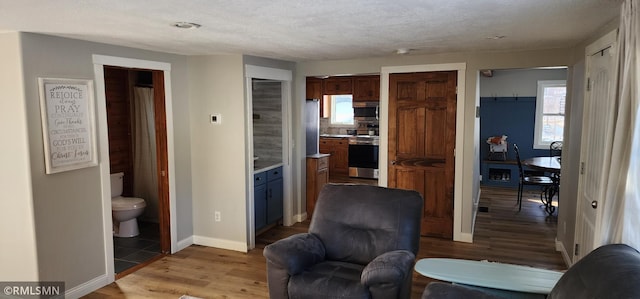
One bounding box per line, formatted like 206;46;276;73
255;166;283;231
254;184;267;231
267;178;283;223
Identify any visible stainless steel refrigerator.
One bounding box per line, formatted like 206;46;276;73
305;99;320;155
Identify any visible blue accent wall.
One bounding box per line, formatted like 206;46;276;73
480;96;550;187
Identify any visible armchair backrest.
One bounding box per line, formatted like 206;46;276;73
309;184;423;265
549;244;640;298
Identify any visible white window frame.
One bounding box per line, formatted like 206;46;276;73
534;80;566;149
329;94;354;125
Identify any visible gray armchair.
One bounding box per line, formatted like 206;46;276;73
421;243;640;299
263;184;423;299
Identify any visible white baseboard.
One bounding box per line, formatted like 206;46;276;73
65;274;109;299
453;188;480;243
177;236;194;252
193;235;247;252
455;232;474;243
556;238;572;267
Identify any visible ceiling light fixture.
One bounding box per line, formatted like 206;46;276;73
486;35;506;40
396;48;410;55
172;22;201;29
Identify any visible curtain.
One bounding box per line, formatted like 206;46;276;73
600;0;640;249
133;87;158;222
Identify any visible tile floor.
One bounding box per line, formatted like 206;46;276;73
113;221;161;274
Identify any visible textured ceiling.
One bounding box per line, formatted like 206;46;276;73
0;0;622;62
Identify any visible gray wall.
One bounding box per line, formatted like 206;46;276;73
17;32;192;289
480;68;568;97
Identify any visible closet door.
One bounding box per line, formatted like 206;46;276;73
575;31;617;262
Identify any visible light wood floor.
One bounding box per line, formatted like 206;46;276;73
85;186;565;299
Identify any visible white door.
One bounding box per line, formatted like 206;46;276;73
574;31;617;261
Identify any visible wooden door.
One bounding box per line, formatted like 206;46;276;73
388;71;457;238
152;70;171;254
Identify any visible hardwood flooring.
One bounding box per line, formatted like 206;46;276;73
85;186;565;299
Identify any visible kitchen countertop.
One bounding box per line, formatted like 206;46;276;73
320;134;379;138
254;162;283;174
320;134;353;138
307;153;330;159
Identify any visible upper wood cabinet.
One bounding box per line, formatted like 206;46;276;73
323;77;353;95
353;75;380;102
306;77;323;100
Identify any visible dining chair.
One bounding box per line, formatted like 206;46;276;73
548;141;563;183
513;144;555;211
550;141;563;157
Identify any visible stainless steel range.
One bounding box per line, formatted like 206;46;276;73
348;135;379;179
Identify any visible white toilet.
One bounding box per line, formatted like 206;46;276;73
110;172;146;238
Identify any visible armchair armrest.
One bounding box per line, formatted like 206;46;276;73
263;233;325;275
361;250;415;286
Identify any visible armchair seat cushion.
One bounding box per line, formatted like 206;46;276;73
288;261;368;299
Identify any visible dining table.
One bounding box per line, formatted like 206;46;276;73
523;156;561;215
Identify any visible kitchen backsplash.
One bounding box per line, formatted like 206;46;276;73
320;118;378;135
253;81;282;168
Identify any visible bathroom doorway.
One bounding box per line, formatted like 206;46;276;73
103;66;170;276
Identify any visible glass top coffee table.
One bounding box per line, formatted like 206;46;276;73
415;258;564;295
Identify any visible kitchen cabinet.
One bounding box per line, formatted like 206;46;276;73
306;77;323;100
306;154;329;219
353;75;380;102
323;77;353;95
319;137;349;175
254;166;283;232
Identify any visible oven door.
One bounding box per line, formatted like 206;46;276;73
348;143;379;179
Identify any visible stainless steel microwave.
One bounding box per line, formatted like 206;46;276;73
353;102;378;120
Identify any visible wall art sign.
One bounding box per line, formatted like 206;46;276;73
38;78;98;174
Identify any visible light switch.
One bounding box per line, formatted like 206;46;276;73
210;113;222;124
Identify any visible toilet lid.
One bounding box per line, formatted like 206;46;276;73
111;196;146;211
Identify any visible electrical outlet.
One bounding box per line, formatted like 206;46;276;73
214;211;221;222
210;113;222;125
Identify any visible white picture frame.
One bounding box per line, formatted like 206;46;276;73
38;77;98;174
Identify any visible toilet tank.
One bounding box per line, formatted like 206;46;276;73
110;172;125;197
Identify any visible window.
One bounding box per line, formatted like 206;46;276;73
328;95;354;125
534;80;566;149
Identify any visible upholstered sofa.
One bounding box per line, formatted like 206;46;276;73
421;243;640;299
263;184;423;299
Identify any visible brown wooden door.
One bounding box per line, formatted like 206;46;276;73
388;71;457;238
152;70;171;254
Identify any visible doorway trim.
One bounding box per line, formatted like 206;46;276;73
244;65;293;250
380;63;467;242
92;54;177;282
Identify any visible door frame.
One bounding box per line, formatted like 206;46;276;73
380;63;467;242
573;29;618;262
244;65;293;250
93;54;177;282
